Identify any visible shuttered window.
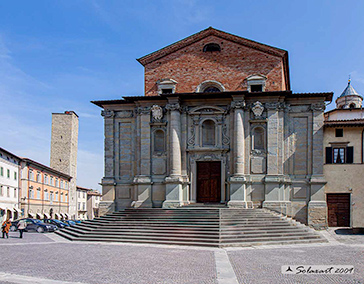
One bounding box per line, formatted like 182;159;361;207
325;146;354;164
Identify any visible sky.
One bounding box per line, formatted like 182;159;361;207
1;1;363;191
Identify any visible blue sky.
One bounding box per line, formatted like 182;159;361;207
1;1;363;190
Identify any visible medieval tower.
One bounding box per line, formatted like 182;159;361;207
50;111;79;218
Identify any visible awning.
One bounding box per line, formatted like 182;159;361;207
14;208;22;213
36;213;44;219
60;213;66;218
28;213;36;218
55;213;61;219
44;213;50;219
65;213;71;219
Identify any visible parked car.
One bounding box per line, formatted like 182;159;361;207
43;219;69;228
64;220;77;226
11;218;58;233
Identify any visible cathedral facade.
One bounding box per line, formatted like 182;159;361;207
93;28;332;228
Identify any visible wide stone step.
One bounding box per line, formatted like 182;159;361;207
55;208;327;247
73;237;220;247
220;238;327;247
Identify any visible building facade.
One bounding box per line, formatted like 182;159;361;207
324;80;364;229
50;111;79;219
93;28;332;228
20;158;71;220
76;186;89;220
0;148;21;222
87;190;101;220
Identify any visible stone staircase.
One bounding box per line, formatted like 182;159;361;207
55;208;327;247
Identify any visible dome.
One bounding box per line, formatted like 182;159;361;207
339;80;361;98
336;80;363;109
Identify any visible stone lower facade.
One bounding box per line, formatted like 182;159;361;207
96;94;330;228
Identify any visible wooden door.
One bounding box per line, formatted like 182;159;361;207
327;193;350;227
197;161;221;203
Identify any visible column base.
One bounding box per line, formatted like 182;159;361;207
262;201;291;215
308;201;327;229
133;176;152;208
163;176;183;208
228;201;253;208
99;201;116;216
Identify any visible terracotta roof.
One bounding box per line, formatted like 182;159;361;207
136;27;291;90
21;158;71;179
76;186;93;191
0;147;22;161
87;190;102;196
137;27;287;65
324;118;364;127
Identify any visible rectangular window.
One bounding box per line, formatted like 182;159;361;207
335;129;343;137
326;146;354;164
60;180;63;189
44;175;48;184
14;188;17;198
83;202;85;210
37;189;41;199
78;202;81;210
333;148;345;163
0;167;3;176
36;173;41;183
251;84;263;92
14;172;17;180
50;176;53;186
56;178;59;187
83;192;86;199
65;195;68;202
55;192;58;201
7;169;10;178
0;186;2;196
7;187;10;197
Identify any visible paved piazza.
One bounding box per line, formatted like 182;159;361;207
0;231;363;284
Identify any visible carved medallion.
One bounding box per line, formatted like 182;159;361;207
151;105;163;121
251;101;264;117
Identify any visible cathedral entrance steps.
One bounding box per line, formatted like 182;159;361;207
56;208;327;247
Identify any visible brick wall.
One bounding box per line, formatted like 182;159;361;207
144;35;286;96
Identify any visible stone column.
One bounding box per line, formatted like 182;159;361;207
163;100;184;208
308;102;327;229
228;97;249;208
133;106;152;208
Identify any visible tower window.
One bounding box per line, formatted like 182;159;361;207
203;43;221;52
335;129;343;137
349;103;355;109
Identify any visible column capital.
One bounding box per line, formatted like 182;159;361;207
135;106;151;116
166;103;181;112
231;100;246;109
101;109;115;118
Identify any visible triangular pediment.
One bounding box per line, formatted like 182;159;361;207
137;27;288;66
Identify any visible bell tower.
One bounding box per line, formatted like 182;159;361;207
50;111;79;218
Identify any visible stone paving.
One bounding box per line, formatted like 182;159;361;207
0;230;363;284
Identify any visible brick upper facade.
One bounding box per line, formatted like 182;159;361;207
138;27;290;96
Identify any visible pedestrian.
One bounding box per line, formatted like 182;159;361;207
17;219;26;239
2;218;11;238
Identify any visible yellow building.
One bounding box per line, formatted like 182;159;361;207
324;80;364;229
20;158;71;220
